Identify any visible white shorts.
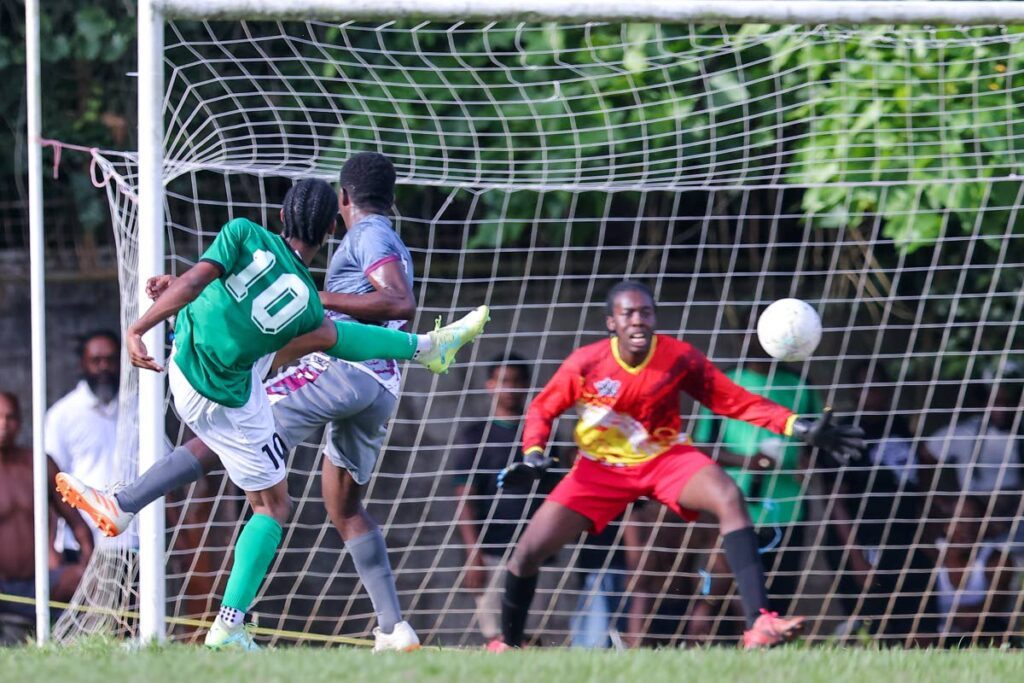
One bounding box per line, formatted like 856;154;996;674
168;354;285;492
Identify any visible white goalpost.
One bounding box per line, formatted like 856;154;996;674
136;0;168;645
25;0;49;645
37;0;1024;648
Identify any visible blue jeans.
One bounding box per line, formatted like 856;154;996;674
570;571;627;648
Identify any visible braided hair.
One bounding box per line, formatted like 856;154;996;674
604;280;655;316
281;178;338;246
338;152;396;213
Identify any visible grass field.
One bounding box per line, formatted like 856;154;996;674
1;640;1022;683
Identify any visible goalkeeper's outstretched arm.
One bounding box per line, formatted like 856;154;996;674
680;347;865;459
788;409;865;460
497;356;580;489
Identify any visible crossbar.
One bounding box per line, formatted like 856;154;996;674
158;0;1024;25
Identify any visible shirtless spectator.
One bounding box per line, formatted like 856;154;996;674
0;391;93;644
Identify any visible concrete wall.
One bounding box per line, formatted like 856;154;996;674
0;270;120;433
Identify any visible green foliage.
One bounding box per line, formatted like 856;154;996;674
1;0;136;240
306;22;1024;254
770;26;1024;250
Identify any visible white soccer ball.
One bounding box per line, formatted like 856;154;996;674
756;298;822;362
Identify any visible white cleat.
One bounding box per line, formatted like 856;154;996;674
55;472;134;537
373;621;421;652
204;616;260;651
416;305;489;374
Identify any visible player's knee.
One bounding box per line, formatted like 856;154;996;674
268;494;293;524
720;479;745;510
325;488;361;520
311;318;337;350
713;479;749;524
191;443;220;474
338;495;363;521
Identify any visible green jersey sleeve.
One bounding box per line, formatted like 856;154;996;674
200;218;253;273
796;383;824;417
691;403;716;444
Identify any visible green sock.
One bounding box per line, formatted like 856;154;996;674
222;513;283;612
326;321;417;362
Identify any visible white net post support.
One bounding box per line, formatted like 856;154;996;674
137;0;168;645
26;0;50;644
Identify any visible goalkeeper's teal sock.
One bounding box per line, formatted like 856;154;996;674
326;321;418;362
222;513;283;614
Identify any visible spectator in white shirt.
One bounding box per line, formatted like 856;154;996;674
926;377;1023;528
44;331;121;551
926;497;1018;647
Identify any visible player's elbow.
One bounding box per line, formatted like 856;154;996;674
388;294;416;321
179;271;212;299
266;495;293;525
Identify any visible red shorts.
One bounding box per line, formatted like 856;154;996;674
547;446;714;534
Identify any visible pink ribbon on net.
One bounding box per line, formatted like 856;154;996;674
38;138;109;188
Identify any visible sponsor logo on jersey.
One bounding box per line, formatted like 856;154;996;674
595;377;621;398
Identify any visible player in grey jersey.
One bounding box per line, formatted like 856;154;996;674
61;153;426;651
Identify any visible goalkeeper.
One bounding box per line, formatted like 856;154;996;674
57;177;487;651
491;281;863;650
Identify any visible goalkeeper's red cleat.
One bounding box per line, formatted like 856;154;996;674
742;609;804;649
486;638;513;653
56;472;134;538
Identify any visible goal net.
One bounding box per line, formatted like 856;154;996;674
56;14;1024;648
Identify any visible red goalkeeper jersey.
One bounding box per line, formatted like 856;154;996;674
523;335;797;466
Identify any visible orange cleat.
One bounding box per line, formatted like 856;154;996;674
742;609;805;649
55;472;134;537
486;638;513;653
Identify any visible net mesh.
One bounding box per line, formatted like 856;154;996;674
56;20;1024;647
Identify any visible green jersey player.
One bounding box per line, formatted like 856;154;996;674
98;179;486;650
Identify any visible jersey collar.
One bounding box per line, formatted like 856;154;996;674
611;335;657;375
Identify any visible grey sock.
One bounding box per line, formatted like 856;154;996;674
347;528;402;633
114;445;205;514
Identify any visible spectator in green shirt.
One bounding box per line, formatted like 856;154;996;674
687;356;821;638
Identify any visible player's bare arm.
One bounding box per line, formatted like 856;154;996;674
454;483;488;591
320;259;415;322
127;261;223;372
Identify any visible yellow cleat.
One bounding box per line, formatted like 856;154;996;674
416;305;489;374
